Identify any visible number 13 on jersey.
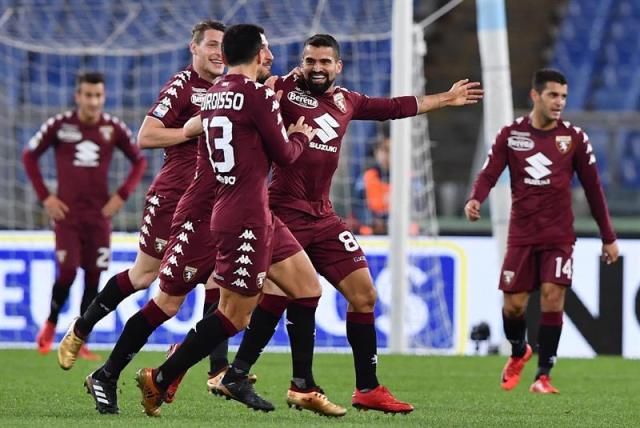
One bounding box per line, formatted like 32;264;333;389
203;116;234;173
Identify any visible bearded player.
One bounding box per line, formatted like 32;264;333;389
57;20;225;370
465;68;619;393
208;34;482;414
23;71;146;359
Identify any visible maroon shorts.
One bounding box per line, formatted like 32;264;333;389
137;189;182;258
499;244;574;293
54;215;111;272
272;210;368;285
158;213;216;297
214;216;302;297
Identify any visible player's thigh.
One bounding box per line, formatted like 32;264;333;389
334;267;377;312
80;217;112;272
538;244;572;311
268;250;320;299
262;278;288;297
54;219;81;272
307;215;369;287
498;245;538;294
137;190;180;258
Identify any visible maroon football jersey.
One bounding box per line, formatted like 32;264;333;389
470;116;616;246
23;110;145;214
146;65;213;194
200;74;307;230
269;75;418;217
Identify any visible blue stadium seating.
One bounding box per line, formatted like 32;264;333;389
554;0;640;190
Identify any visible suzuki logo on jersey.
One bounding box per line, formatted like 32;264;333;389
524;152;552;186
287;91;318;109
313;113;339;144
73;140;100;167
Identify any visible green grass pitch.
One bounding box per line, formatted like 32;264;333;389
0;349;638;427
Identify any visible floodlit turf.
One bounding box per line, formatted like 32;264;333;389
0;349;638;427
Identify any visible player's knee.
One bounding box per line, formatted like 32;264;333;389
349;285;377;312
503;305;526;318
155;299;180;317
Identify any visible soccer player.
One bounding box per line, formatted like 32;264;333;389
464;68;619;393
82;27;343;417
57;20;225;369
23;71;146;359
208;33;483;414
133;24;332;418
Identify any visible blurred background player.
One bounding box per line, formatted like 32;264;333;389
362;136;390;235
208;33;482;414
134;24;323;417
57;20;225;369
465;68;619;394
23;71;147;359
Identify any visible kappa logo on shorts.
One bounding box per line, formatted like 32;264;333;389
148;195;160;206
154;238;168;254
144;214;152;225
140;225;150;236
147;206;156;216
161;266;174;278
182;221;195;232
231;279;248;289
234;267;251;277
168;255;178;266
239;229;257;240
139;235;147;247
183;266;198;282
177;232;189;244
237;242;255;252
256;272;266;289
173;244;184;255
56;250;67;263
502;270;515;285
235;255;252;265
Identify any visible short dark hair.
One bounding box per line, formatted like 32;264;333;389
532;68;567;93
222;24;263;66
191;20;226;45
304;34;340;59
75;71;104;89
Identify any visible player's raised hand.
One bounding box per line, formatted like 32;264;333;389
102;194;125;218
445;79;484;106
464;199;481;222
43;195;69;221
288;116;317;141
601;241;620;265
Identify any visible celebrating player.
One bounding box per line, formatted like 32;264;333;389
23;71;146;359
133;24;343;418
57;20;225;370
464;68;619;393
207;33;483;414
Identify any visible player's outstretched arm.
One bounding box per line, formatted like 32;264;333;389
464;199;481;222
602;241;620;265
137;116;192;149
183;115;203;139
417;79;484;114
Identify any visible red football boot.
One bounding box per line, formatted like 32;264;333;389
36;320;56;354
529;375;559;394
501;344;533;390
352;385;414;414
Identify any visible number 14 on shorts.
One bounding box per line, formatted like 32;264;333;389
554;256;572;279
